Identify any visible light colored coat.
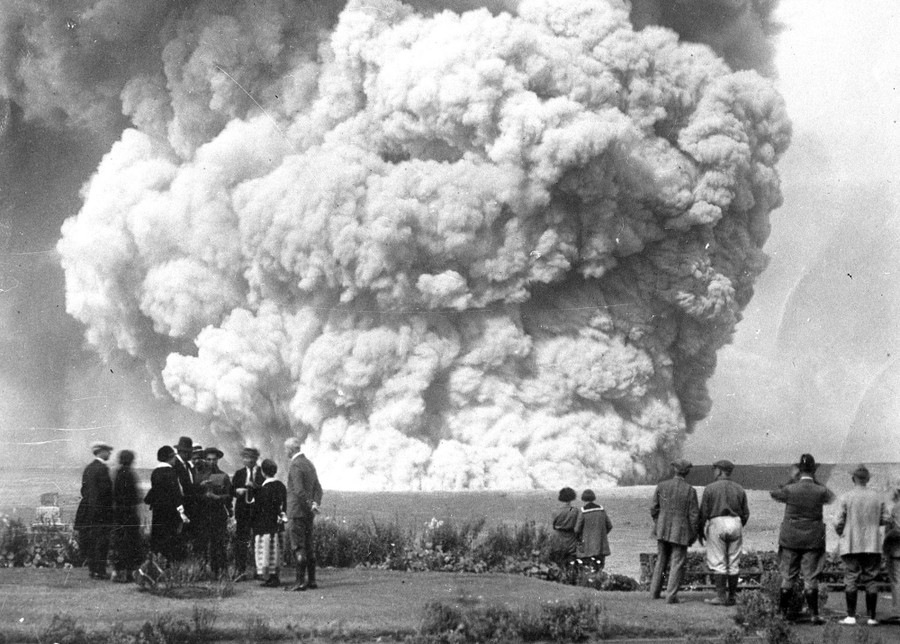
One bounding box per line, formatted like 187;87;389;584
651;476;700;546
835;486;890;554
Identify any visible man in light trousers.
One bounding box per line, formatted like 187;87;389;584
699;459;749;606
649;459;700;604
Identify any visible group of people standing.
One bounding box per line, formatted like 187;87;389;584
74;435;323;591
646;453;900;625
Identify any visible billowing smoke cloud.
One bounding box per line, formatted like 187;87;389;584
7;0;790;488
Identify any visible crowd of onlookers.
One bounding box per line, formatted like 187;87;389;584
75;436;322;591
551;454;900;626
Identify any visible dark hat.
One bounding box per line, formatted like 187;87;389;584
90;441;113;453
671;458;693;475
174;436;193;451
852;464;870;482
558;487;576;502
192;444;204;454
581;489;596;502
204;447;224;459
157;445;176;462
713;459;735;474
241;446;260;458
796;453;817;473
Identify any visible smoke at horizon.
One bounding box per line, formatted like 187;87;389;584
1;0;789;487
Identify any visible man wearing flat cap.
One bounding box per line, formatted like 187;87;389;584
232;446;265;579
649;458;700;604
835;464;891;625
74;441;115;579
699;459;749;606
770;454;835;622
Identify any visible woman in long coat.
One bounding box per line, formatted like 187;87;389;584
549;487;579;567
144;446;188;563
110;450;143;581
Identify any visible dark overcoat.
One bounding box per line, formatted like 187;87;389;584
770;477;835;550
75;459;113;529
575;504;612;557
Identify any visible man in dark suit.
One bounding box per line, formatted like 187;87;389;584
284;436;323;591
145;445;190;563
649;459;700;604
172;436;200;552
232;446;265;579
75;441;115;579
198;447;232;575
770;453;835;623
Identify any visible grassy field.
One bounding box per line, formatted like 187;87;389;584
3;466;867;581
1;566;898;643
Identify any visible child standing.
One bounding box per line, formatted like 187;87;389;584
252;459;288;587
575;489;612;570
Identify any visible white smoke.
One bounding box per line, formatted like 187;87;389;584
51;0;789;489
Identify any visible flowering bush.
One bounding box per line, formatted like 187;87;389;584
313;515;638;590
0;515;82;568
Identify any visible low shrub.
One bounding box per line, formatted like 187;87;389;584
39;614;91;644
419;597;606;643
137;557;234;600
240;616;280;642
134;615;196;644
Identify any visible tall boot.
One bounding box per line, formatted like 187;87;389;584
866;592;879;624
779;589;793;619
705;575;728;605
288;561;306;592
806;589;824;624
306;557;318;590
726;575;738;606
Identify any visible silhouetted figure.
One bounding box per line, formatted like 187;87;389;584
110;450;143;581
74;441;114;580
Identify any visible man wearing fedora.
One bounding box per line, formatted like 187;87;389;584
699;459;749;606
232;446;265;579
770;454;835;623
198;447;232;575
649;458;700;604
835;464;891;625
285;436;323;591
74;441;115;579
173;436;200;551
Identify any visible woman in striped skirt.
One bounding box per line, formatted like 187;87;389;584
252;459;288;587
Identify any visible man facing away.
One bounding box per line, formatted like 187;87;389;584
232;446;265;579
835;464;891;625
284;436;323;591
699;459;749;606
74;441;114;579
770;453;835;623
649;458;700;604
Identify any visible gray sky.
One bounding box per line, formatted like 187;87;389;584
685;0;900;465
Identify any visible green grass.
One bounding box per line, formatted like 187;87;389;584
0;566;744;642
